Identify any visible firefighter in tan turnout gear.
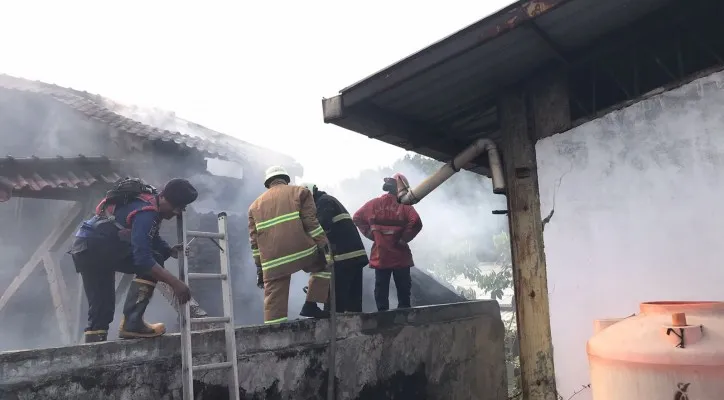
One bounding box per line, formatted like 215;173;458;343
248;165;333;323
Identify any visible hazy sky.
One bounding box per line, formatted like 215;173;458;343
0;0;513;185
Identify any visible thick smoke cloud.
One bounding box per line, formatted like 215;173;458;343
324;155;508;304
0;87;508;351
0;88;116;351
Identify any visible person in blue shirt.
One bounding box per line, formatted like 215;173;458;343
70;178;197;343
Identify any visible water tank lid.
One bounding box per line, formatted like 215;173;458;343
588;301;724;366
640;301;724;315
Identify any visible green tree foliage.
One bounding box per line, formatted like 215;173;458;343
478;231;513;300
335;152;508;296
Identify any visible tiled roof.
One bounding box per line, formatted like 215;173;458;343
0;156;123;202
0;74;301;174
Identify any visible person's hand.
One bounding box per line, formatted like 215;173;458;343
256;267;264;290
169;244;184;259
172;280;191;304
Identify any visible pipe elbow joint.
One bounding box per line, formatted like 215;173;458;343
397;191;418;205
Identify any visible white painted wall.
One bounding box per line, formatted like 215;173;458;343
536;70;724;400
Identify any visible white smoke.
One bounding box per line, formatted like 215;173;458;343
324;154;509;301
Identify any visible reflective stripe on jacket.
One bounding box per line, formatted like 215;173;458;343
353;193;422;269
248;183;330;281
314;191;369;268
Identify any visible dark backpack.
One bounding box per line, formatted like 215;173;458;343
101;177;158;210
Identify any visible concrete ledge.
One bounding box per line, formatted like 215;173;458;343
0;300;505;400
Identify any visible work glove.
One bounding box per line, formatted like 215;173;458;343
256;266;264;290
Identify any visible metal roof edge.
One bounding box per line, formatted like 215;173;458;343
337;0;572;105
339;1;526;93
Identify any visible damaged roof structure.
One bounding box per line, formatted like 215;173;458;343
0;73;305;211
0;74;302;174
0;73;307;349
322;0;723;398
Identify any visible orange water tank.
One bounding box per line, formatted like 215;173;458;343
587;301;724;400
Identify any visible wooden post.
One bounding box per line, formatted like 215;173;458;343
0;202;84;312
499;71;568;400
74;272;88;344
43;254;72;344
0;201;88;346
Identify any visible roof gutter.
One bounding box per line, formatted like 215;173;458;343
396;138;505;205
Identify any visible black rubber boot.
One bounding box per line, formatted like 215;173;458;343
323;299;341;314
118;279;166;339
84;330;108;343
300;301;330;319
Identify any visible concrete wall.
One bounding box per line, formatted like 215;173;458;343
536;70;724;400
0;301;506;400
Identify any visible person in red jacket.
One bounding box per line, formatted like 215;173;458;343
353;174;423;311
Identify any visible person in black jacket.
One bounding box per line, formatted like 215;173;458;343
301;183;369;312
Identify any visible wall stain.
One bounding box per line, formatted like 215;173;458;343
176;362;430;400
357;363;429;400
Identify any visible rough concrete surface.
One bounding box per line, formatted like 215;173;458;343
0;301;505;400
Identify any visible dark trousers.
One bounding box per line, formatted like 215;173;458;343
374;267;412;311
72;244;164;332
334;263;364;313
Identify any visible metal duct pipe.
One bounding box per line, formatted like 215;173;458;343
397;138;505;205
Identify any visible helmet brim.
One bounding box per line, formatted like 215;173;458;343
264;174;290;188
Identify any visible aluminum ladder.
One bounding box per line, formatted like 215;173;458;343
177;211;240;400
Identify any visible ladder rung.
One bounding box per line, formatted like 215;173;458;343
188;273;227;280
191;316;230;324
187;230;225;239
193;361;232;373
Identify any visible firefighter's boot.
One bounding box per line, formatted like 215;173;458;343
300;301;330;319
119;279;166;339
84;330;108;343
